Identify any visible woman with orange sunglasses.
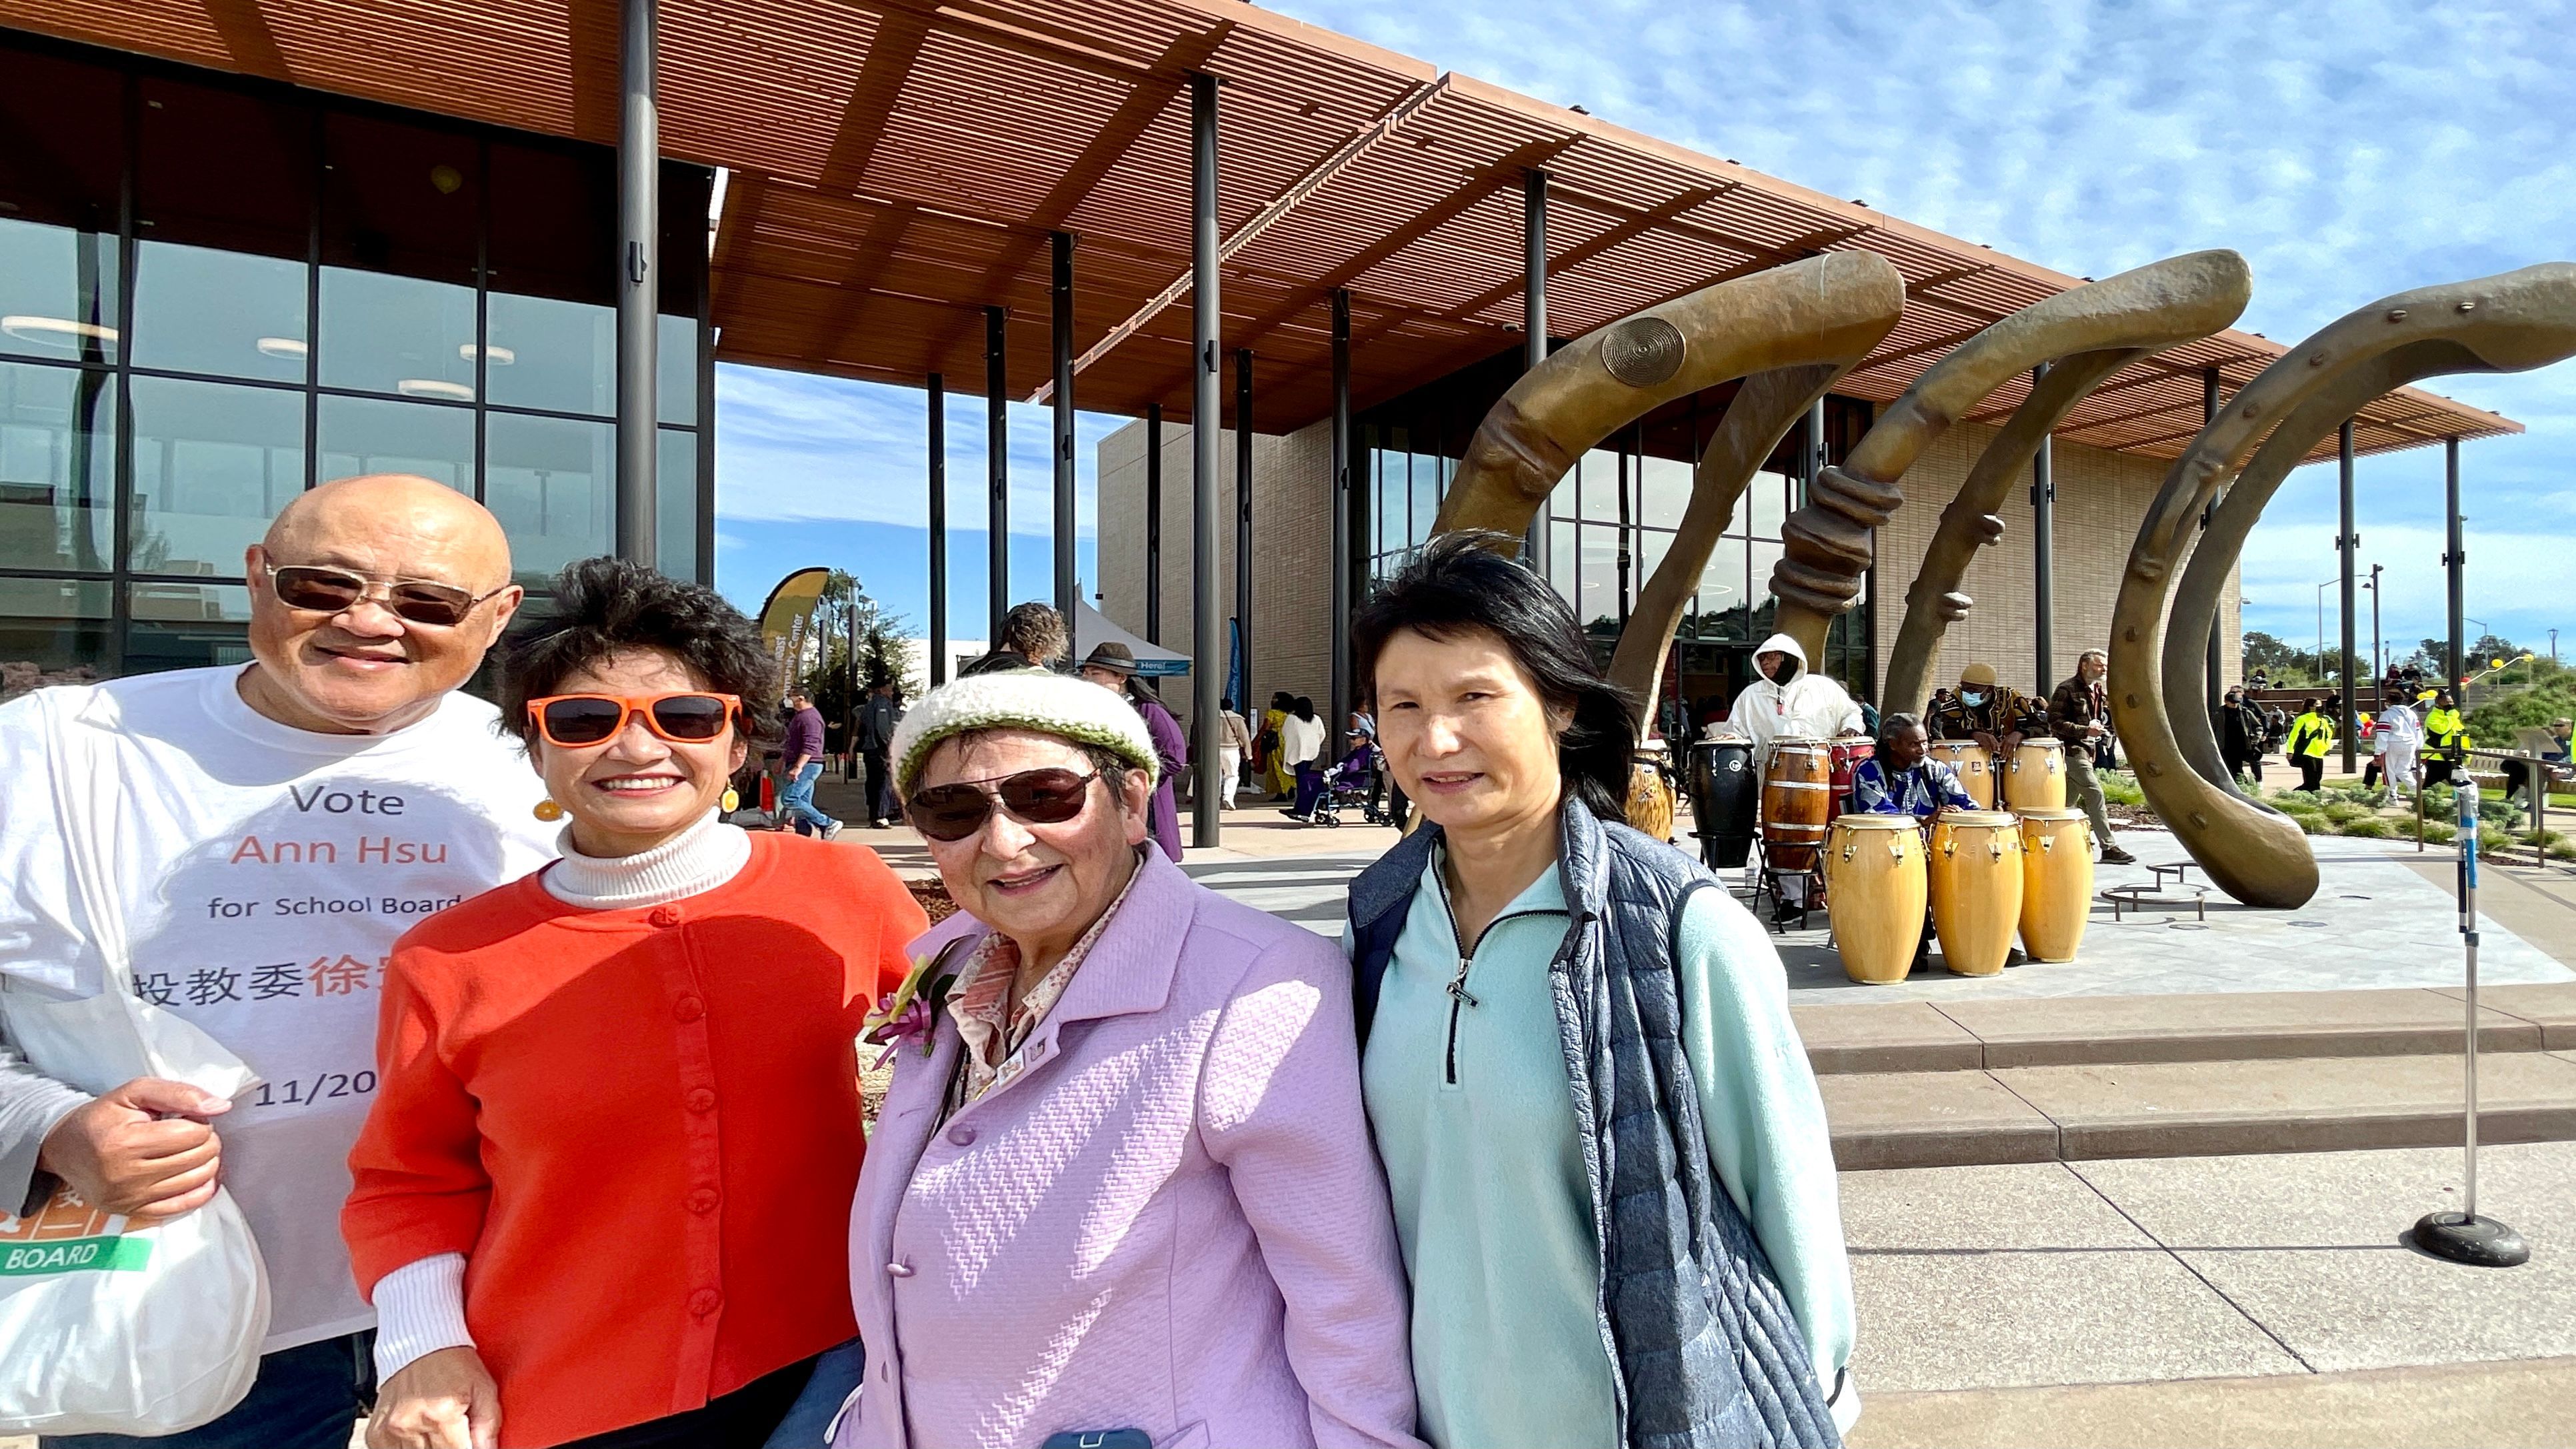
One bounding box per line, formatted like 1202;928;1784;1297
342;557;925;1448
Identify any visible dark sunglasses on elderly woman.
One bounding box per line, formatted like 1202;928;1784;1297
905;767;1099;842
527;692;741;748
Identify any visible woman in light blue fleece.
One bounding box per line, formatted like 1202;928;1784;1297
1342;533;1856;1449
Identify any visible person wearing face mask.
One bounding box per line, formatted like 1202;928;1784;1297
343;557;926;1449
1926;663;2047;758
1723;631;1867;770
0;475;559;1449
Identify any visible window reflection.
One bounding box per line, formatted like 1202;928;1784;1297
317;394;472;493
0;577;111;679
658;427;697;580
486;412;611;586
0;361;116;572
130;377;305;577
133;242;309;383
659;313;697;426
1637;455;1691;530
1749;469;1789;539
487;292;611;417
319;267;477;398
0;219;120;365
126;581;253;675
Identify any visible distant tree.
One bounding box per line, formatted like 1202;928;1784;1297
797;570;920;752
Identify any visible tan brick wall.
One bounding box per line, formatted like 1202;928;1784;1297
1097;413;2241;726
1098;417;1335;734
1868;421;2242;701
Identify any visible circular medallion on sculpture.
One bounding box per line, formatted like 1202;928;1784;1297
1600;315;1685;387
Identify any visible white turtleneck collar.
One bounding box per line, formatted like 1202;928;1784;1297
542;808;755;910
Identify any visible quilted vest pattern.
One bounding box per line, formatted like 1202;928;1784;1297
1350;798;1840;1449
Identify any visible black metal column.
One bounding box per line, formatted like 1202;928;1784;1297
614;0;659;564
1189;74;1223;848
1522;168;1547;564
2203;367;2223;703
2339;417;2358;772
2446;437;2465;694
1235;347;1254;742
1145;403;1163;644
1331;289;1353;734
1051;231;1077;633
927;375;948;686
985;306;1008;641
2031;365;2055;691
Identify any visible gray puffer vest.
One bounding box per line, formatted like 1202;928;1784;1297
1349;797;1841;1449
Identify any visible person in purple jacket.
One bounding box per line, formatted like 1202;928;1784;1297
845;669;1419;1449
1077;643;1187;862
778;687;842;839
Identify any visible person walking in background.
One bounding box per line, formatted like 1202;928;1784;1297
1076;643;1187;861
1261;690;1295;800
1217;695;1253;809
2047;648;2137;865
2375;696;2422;798
856;679;901;830
2285;696;2337;794
0;475;558;1449
778;689;842;840
1344;535;1855;1446
2219;685;2269;785
2421;689;2469;790
845;671;1421;1448
1279;695;1329;823
347;558;925;1449
957;602;1069;677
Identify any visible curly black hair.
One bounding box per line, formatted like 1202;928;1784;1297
495;557;782;752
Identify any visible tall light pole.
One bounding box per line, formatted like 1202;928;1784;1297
2366;563;2383;708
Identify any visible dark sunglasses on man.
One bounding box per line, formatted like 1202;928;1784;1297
261;559;510;628
905;767;1101;842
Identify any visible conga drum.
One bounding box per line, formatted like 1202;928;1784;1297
1689;740;1757;868
2004;738;2067;811
1927;810;2023;977
1760;738;1833;872
1827;737;1877;821
2015;807;2094;962
1925;740;1995;808
1825;815;1926;985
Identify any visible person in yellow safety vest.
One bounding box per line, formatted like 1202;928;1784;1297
2421;689;2470;789
2286;696;2337;794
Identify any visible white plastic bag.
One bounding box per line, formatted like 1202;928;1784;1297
0;688;271;1434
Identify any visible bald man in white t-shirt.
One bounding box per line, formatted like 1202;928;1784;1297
0;476;559;1448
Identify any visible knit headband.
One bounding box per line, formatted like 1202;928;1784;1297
891;669;1163;795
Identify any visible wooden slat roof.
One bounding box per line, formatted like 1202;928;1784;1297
3;0;2520;460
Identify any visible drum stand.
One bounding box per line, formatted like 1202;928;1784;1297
1753;839;1824;933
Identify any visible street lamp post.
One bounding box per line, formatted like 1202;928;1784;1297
2317;580;2334;686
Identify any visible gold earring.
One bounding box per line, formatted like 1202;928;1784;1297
721;788;740;812
533;799;565;822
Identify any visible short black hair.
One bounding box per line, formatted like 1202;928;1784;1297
1351;531;1636;823
496;557;781;750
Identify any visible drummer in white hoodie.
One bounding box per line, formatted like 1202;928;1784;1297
1725;632;1867;768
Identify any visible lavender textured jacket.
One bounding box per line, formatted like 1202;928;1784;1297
839;848;1423;1449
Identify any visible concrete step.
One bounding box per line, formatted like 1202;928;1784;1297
1794;983;2576;1074
1821;1048;2576;1170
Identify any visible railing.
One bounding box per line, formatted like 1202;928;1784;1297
2465;746;2570;868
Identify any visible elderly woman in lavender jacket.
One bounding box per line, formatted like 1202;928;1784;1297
839;669;1419;1449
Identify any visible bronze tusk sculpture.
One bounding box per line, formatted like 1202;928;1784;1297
1432;252;1905;545
1609;362;1862;712
2113;262;2576;909
1765;251;2254;665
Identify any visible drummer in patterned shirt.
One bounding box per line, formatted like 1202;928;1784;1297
1851;713;1981;819
1926;661;2049;758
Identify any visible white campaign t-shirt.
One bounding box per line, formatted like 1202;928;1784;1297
0;666;557;1350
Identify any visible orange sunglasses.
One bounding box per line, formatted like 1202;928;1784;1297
525;692;743;748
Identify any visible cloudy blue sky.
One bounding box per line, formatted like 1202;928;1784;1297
715;0;2574;665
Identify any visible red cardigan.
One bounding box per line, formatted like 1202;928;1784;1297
343;834;926;1447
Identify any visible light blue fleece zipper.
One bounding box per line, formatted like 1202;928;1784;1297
1353;850;1857;1448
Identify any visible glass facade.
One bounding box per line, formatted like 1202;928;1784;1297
1360;348;1874;736
0;33;713;682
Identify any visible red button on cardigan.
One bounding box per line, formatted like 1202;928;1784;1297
345;835;926;1448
